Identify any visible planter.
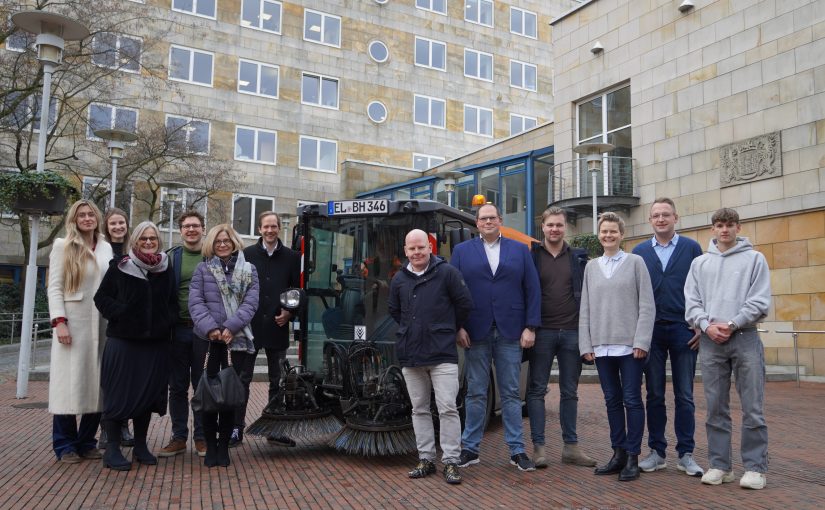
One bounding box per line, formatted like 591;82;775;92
12;183;69;216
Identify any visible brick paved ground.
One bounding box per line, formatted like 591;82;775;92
0;378;823;510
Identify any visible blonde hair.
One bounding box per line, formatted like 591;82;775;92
597;211;626;235
62;200;103;293
128;221;163;253
202;224;244;258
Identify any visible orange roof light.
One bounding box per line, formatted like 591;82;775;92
471;194;486;207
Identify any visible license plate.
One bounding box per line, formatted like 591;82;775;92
328;199;389;216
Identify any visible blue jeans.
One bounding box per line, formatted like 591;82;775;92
53;413;100;459
168;325;207;441
701;330;768;473
595;354;645;455
462;326;525;456
527;329;582;445
644;321;698;458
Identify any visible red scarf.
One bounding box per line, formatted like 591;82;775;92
134;250;162;267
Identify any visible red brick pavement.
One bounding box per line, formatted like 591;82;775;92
0;379;823;510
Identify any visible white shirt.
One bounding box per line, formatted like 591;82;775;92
482;235;501;275
406;262;429;276
594;250;634;357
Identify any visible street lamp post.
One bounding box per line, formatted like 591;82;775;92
93;128;138;210
11;11;88;399
572;143;615;234
159;181;186;248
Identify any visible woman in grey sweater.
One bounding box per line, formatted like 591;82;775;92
579;212;655;482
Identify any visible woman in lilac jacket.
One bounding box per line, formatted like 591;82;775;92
188;224;259;467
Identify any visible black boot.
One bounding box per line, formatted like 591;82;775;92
618;453;640;481
131;413;156;465
216;412;233;467
121;420;135;447
102;419;131;471
203;412;219;468
594;447;627;475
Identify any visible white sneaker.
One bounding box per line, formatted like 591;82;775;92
701;468;736;485
677;453;704;477
739;471;766;490
638;450;666;472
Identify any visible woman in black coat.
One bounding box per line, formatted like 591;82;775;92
94;221;176;471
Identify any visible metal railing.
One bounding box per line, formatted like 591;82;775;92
544;156;636;204
773;330;825;387
1;312;51;344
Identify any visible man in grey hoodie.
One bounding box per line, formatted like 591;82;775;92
684;207;771;490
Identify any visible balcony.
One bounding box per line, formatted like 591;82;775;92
544;156;639;218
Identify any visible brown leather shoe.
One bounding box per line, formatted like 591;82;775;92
80;449;103;460
158;438;186;457
194;439;207;458
59;451;83;464
562;443;597;467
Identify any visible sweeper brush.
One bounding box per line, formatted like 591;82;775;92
330;418;416;456
246;361;343;442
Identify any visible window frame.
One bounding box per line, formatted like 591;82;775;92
463;103;493;137
412;153;445;171
509;113;537;136
91;32;143;74
240;0;283;34
0;92;58;133
86;103;139;141
165;114;211;155
510;59;537;91
158;186;207;233
413;94;446;129
368;40;389;63
464;0;493;28
237;58;280;99
298;135;338;173
300;72;340;110
171;0;217;20
234;125;278;165
168;44;214;87
463;48;494;82
303;8;342;48
415;0;447;16
510;7;537;39
367;101;388;124
232;193;275;238
414;36;447;72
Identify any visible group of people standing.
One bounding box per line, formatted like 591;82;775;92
391;200;770;490
46;200;298;471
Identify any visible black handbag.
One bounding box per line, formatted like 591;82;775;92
191;343;245;413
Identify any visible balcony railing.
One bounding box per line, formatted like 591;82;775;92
544;156;637;204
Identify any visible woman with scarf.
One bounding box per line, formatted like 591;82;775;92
94;221;176;471
188;224;259;467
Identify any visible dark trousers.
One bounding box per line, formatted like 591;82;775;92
53;413;101;459
235;347;285;430
644;321;698;458
168;325;207;441
595;354;645;455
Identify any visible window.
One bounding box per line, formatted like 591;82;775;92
367;101;387;123
464;49;493;81
576;84;632;196
416;0;446;15
172;0;216;19
304;9;341;47
414;37;446;71
0;92;57;132
412;154;445;171
91;33;142;73
159;187;206;231
299;136;337;173
235;126;277;164
238;59;279;98
464;104;493;137
233;194;274;237
510;114;537;136
413;95;445;128
165;115;210;154
465;0;493;27
82;176;133;214
87;104;138;140
241;0;282;33
510;7;537;38
168;45;213;87
301;73;339;109
6;30;34;52
368;40;389;63
510;59;537;91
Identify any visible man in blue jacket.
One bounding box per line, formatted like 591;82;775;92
632;198;704;476
388;229;473;485
451;204;541;472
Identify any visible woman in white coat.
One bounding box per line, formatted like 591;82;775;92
48;200;112;463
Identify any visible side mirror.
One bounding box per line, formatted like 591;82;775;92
449;227;471;250
280;288;307;312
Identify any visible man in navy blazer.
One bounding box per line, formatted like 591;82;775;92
451;204;541;471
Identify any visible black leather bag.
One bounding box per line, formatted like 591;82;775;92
191;343;245;413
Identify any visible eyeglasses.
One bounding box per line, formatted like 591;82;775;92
213;239;233;246
181;224;202;230
138;236;158;243
478;216;499;223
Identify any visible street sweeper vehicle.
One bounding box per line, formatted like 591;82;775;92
247;199;531;456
